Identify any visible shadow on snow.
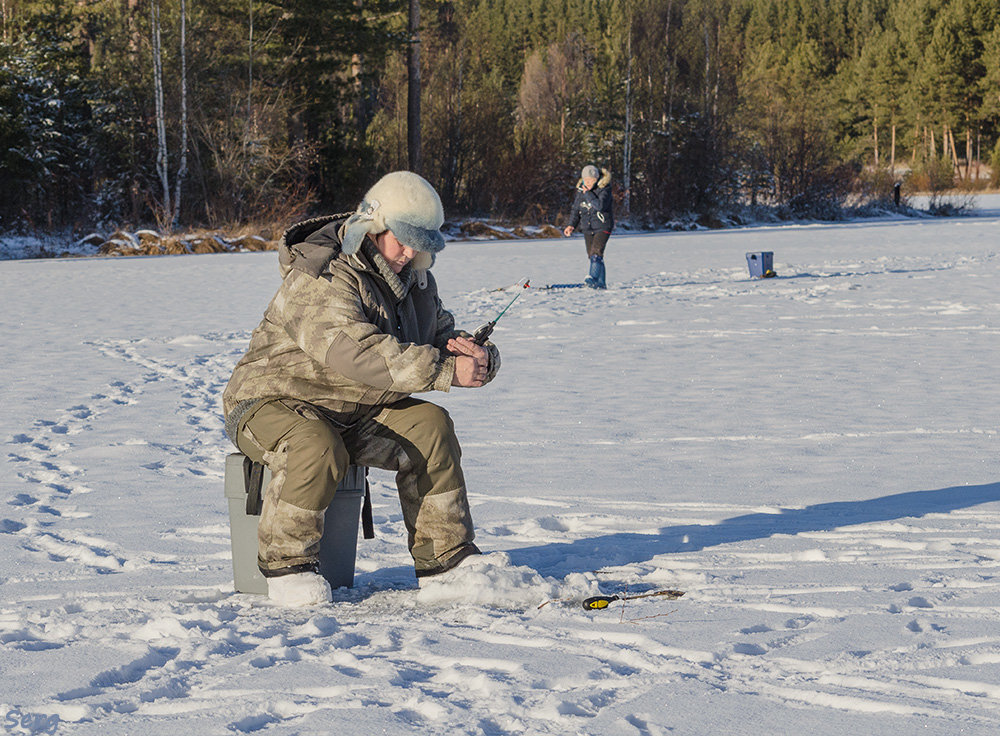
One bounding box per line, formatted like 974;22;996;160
506;482;1000;578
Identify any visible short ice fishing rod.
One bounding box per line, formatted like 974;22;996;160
472;278;530;345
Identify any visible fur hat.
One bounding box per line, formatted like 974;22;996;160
341;171;445;270
581;164;600;179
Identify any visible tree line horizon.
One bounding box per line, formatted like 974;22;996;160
1;0;998;235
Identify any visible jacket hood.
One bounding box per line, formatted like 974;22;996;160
575;167;612;190
278;214;349;278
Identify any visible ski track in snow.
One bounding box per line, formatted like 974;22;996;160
3;224;1000;733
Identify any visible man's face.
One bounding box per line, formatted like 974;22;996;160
374;230;417;274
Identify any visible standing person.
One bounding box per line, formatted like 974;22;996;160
223;171;501;607
562;164;614;289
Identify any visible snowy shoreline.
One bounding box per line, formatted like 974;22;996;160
3;193;999;263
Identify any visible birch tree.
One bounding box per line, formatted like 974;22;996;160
151;0;170;222
150;0;188;229
172;0;188;229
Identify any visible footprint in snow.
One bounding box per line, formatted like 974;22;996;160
784;615;814;630
733;643;767;656
907;618;946;633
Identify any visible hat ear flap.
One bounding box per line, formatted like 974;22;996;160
411;250;433;271
341;210;385;255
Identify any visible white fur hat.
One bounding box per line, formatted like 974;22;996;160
581;164;600;179
341;171;445;269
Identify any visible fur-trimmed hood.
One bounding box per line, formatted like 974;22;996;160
575;167;612;191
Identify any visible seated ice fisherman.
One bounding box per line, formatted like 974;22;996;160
222;171;500;606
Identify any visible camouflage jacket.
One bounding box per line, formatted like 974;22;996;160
223;215;500;436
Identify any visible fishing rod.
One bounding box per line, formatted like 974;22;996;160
472;278;530;345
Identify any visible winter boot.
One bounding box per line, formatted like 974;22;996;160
416;543;482;588
585;255;607;289
267;568;332;607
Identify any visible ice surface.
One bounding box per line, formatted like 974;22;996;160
2;198;1000;733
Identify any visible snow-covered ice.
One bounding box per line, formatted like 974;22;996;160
2;197;1000;734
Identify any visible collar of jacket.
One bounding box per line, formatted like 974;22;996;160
356;237;414;301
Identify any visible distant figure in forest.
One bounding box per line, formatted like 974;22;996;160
563;164;614;289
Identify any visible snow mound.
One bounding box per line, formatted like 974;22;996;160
267;571;333;607
415;552;562;608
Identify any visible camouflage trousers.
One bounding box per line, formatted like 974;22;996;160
234;397;475;577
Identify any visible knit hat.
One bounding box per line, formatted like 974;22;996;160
581;164;600;179
341;171;445;270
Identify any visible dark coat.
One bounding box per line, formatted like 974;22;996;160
567;168;614;232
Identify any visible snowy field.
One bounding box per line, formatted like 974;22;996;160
2;198;1000;734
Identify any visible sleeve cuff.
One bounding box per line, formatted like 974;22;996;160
483;343;501;384
433;355;456;392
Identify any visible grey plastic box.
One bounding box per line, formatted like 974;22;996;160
224;453;365;594
746;251;774;278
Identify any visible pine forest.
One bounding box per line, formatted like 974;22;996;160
1;0;998;235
